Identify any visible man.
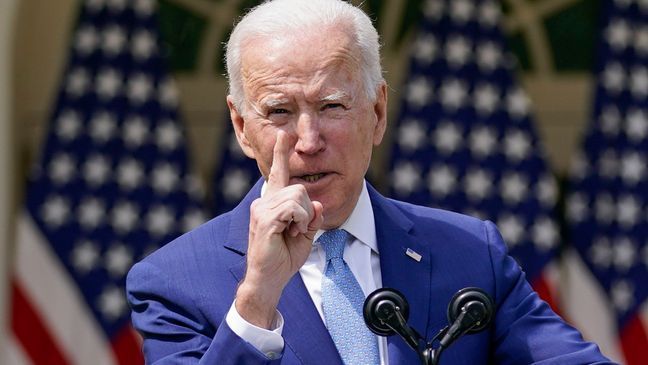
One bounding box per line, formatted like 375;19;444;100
126;0;613;364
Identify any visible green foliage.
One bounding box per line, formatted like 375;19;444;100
158;0;208;72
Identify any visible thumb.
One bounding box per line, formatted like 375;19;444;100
304;201;324;241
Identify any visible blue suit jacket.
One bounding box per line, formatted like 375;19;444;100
127;180;612;364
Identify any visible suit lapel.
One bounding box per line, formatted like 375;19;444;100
368;185;432;364
225;179;342;365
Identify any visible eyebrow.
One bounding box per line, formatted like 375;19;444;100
321;91;350;102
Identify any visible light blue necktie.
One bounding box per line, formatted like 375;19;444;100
320;229;380;365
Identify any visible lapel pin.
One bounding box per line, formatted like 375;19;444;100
405;248;422;262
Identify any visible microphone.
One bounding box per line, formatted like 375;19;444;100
438;287;494;349
363;288;422;352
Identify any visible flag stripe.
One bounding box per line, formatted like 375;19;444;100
10;281;70;365
620;314;648;365
6;335;32;365
111;325;144;365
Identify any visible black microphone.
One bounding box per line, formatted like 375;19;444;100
363;288;422;352
438;287;494;349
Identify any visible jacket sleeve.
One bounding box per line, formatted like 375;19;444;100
483;220;617;365
126;260;283;364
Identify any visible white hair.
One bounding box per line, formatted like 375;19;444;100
225;0;384;109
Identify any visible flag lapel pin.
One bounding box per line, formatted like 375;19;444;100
405;248;422;262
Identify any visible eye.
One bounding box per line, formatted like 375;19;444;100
322;103;344;111
268;108;289;115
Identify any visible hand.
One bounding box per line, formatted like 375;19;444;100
235;131;324;328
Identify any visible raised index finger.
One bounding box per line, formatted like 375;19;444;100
267;131;290;193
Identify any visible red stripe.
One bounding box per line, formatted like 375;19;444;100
531;273;562;317
11;279;71;365
111;323;144;364
620;314;648;365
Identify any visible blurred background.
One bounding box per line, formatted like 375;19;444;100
1;0;646;364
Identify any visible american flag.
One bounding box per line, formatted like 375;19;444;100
7;0;205;364
566;0;648;364
387;0;562;309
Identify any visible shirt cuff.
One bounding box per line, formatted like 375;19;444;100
225;300;285;359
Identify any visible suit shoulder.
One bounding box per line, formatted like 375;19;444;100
388;198;485;230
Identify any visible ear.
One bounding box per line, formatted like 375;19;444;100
227;95;256;159
372;82;388;146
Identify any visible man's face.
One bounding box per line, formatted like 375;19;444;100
228;25;387;229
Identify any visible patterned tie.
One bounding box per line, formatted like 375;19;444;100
320;229;380;365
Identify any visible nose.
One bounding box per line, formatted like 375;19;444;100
294;112;324;155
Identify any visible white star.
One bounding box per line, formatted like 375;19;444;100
101;24;126;56
182;209;206;232
151;163;179;195
627;110;648;142
605;18;632;51
96;68;122;100
500;172;528;205
116;158;144;190
611;280;634;313
613;237;636;272
223;168;252;202
111;201;139;234
616;201;638;235
146;205;175;237
105;243;133;278
405;76;433;109
77;197;105;230
132;29;156;61
40;195;70;228
413;34;438;65
159;78;179;108
392;162;421;195
398;119;427;152
49;153;76;185
536;174;557;207
630;66;648;99
589;237;612;269
439;78;468;110
506;89;530;119
476;42;501;72
89;111;116;143
156;120;182;152
71;240;100;274
635;26;648;56
56;110;82;141
427;165;457;197
569;152;589;181
598;149;618;179
620;151;645;185
595;193;615;224
445;35;472;68
469;125;497;158
531;217;558;252
86;0;105;13
473;83;499;116
450;0;474;23
478;1;500;28
123;116;149;147
66;68;90;97
423;0;444;21
75;25;99;55
184;175;205;200
128;73;153;104
83;154;111;187
497;214;525;247
97;286;128;321
567;192;588;223
463;168;492;202
600;105;621;137
433;122;463;155
134;0;156;17
503;130;531;162
602;62;626;94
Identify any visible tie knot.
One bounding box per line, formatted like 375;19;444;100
319;229;349;261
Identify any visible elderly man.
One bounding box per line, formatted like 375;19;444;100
127;0;612;364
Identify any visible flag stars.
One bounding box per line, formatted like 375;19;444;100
184;175;205;200
182;209;206;232
476;42;501;72
105;243;133;278
500;172;528;205
156;120;182;152
469;125;497;158
630;66;648;99
600;105;622;137
450;0;474;23
413;34;438;65
598;149;618;179
536;174;557;207
128;73;153;104
146;205;174;237
392;162;421;196
89;112;117;143
463;168;492;202
77;197;105;230
116;158;144;190
589;237;612;269
478;1;501;28
506;89;530;119
531;217;558;251
397;119;427;152
503;130;531;162
474;83;499;116
111;201;139;234
595;193;616;225
602;62;626;94
41;195;70;228
566;192;588;223
71;240;100;274
152;163;179;195
445;36;472;68
635;26;648;56
427;165;457;197
497;214;525;247
223;168;253;202
433;122;463;155
611;280;634;313
66;68;90;97
134;0;156;17
605;18;632;51
97;286;128;322
83;154;111;187
613;237;636;272
123;116;149;147
620;151;645;185
423;0;444;21
101;24;127;56
159;78;179;108
49;153;76;185
96;68;122;100
405;76;433;109
56;110;82;141
570;153;589;181
132;29;156;61
86;0;105;13
439;78;468;110
75;25;99;55
106;0;127;13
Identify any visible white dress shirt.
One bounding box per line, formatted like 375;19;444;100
226;181;389;363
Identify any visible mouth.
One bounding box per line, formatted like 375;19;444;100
296;173;328;183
